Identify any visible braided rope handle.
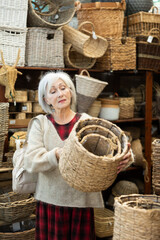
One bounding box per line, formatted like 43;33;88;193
148;28;160;43
80;69;90;77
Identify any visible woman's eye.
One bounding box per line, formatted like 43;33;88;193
51;90;56;94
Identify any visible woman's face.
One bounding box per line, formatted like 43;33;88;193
45;78;72;111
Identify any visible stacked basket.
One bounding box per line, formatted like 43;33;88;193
59;117;133;192
152;139;160;195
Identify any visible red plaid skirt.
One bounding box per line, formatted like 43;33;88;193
35;201;96;240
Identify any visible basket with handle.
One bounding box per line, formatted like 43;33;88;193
75;69;108;113
62;22;108;58
64;43;96;69
113;194;160;240
28;0;76;28
59;117;131;192
77;0;126;38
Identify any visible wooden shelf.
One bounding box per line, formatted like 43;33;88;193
0;168;13;173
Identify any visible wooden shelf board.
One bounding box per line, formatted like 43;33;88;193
0;168;13;173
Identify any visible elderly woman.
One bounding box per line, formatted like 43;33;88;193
24;71;132;240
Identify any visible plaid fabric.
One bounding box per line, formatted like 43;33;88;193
35;201;96;240
47;113;81;140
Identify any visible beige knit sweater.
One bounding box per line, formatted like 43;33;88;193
24;113;104;208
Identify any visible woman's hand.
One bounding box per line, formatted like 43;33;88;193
117;143;133;174
55;148;63;162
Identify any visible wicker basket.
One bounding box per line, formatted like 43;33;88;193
8;90;28;102
64;43;96;69
0;0;28;29
0;197;36;223
28;90;35;101
59;117;130;192
0;228;35;240
21;102;32;113
75;70;108;113
62;23;108;58
16;112;26;119
88;100;101;117
28;0;76;28
94;208;114;238
77;1;126;38
0;27;27;66
112;180;139;197
124;6;160;37
113;194;160;240
95;37;136;71
32;102;44;113
2;151;14;168
0;192;30;203
119;97;135;119
0;103;9;135
35;90;38;102
152;139;160;194
26;27;64;68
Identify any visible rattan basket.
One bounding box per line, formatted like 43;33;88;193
75;70;108;113
59;117;130;192
113;194;160;240
64;43;96;69
77;0;126;38
26;27;64;68
0;103;9;135
28;0;76;28
94;208;114;238
0;228;35;240
152;139;160;194
112;180;139;197
8;90;28;102
62;23;108;58
119;97;135;119
88;100;101;117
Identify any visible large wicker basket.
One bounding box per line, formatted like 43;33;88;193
77;0;126;38
59;117;130;192
0;228;35;240
113;194;160;240
28;0;76;28
26;28;64;68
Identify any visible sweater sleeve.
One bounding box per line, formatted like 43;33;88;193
24;118;58;173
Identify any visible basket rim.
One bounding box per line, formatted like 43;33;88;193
75;74;108;86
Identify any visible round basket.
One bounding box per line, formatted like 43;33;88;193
99;97;120;121
59;117;129;192
87;100;101;117
64;43;96;69
75;70;108;113
94;208;114;238
113;194;160;240
0;192;30;203
119;97;135;119
112;180;139;197
28;0;76;28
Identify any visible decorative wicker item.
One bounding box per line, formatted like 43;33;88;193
95;37;136;71
26;28;64;68
0;197;36;222
62;23;108;58
0;228;35;240
28;0;76;28
77;1;126;38
99;97;120;121
28;90;35;101
112;180;139;197
3;151;14;168
113;194;160;240
136;28;160;72
75;70;108;113
124;6;160;37
32;102;44;113
9;90;28;102
64;43;96;69
0;192;30;203
59;117;130;192
87;100;101;117
152;139;160;194
94;208;114;238
119;97;135;119
16;112;26;119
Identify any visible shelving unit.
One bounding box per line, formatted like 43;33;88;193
0;66;157;194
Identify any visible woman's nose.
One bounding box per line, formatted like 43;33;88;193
57;89;63;97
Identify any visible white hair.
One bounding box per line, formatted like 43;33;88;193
38;71;77;114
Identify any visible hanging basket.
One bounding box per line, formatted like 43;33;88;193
113;194;160;240
64;43;96;69
28;0;76;28
62;22;108;58
59;117;129;192
75;70;108;113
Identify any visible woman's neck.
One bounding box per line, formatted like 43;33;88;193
53;108;76;124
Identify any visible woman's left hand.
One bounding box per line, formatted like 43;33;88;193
117;143;132;174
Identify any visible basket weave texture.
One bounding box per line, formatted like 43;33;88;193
26;28;64;68
59;117;130;192
113;194;160;240
0;0;28;29
95;37;136;71
152;139;160;195
77;1;126;38
0;228;35;240
64;43;96;69
28;0;76;28
119;97;135;119
94;208;114;238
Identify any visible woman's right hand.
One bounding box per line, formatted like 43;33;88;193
55;148;63;162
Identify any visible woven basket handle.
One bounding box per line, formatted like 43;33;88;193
32;0;58;16
78;21;95;33
80;69;90;77
150;6;159;14
148;28;160;42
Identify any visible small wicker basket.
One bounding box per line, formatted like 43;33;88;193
119;97;135;119
8;90;28;102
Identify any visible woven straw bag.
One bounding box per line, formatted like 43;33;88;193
113;194;160;240
62;22;108;58
94;208;114;238
75;70;108;113
59;117;130;192
64;43;96;69
28;0;76;28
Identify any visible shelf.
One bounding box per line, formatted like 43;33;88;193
113;118;145;123
0;168;13;173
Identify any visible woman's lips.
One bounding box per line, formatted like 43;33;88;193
58;99;66;103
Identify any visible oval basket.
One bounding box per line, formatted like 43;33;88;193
64;43;96;69
59;117;130;192
113;194;160;240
